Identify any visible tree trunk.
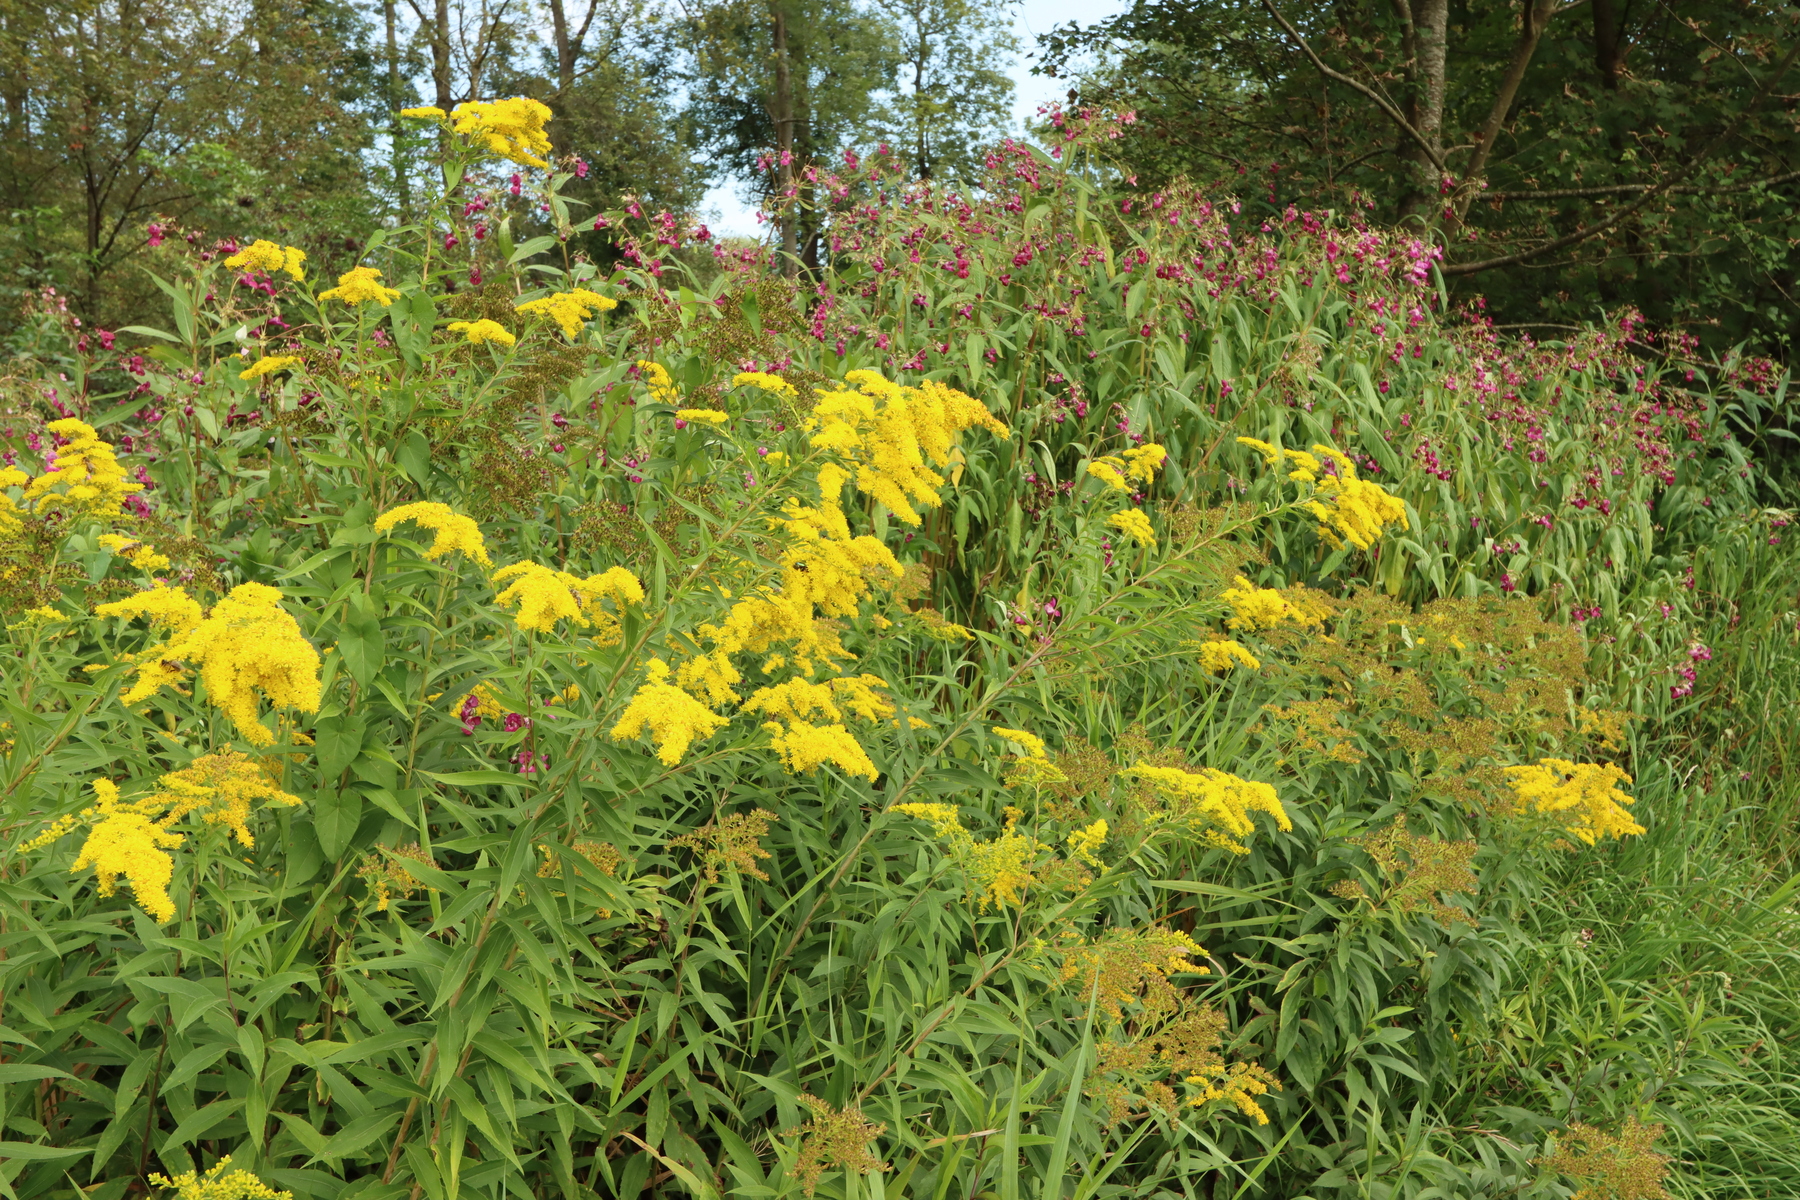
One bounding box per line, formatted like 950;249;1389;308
1592;0;1627;89
385;0;408;212
1398;0;1447;220
432;0;452;108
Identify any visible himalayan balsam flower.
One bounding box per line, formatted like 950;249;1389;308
374;502;494;567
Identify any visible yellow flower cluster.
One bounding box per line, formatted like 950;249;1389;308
609;659;730;766
612;373;1002;775
447;319;516;347
1236;437;1408;550
319;266;400;307
0;463;27;536
516;288;617;338
223;239;306;281
375;501;492;567
1107;508;1156;549
1197;639;1260;673
893;802;1043;909
1086;443;1168;492
449;96;553;168
98;534;171;572
1185;1062;1277;1124
676;408;731;427
491;560;645;636
1066;818;1108;866
455;680;505;721
150;1155;292;1200
95;582;321;745
806;371;1008;524
1058;925;1209;1019
635;358;680;403
38;754;301;924
1129;764;1291;853
239;354;302;380
993;724;1066;785
1218;575;1310;632
23;419;143;518
732;371;798;399
742;675;895;779
1502;759;1643;844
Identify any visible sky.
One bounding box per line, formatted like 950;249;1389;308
697;0;1128;236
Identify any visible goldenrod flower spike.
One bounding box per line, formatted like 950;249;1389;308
491;560;645;635
95;582;321;745
1198;639;1260;673
732;370;798;399
1502;758;1643;844
375;501;493;568
24;419;142;517
1108;508;1156;548
97;534;171;572
609;659;729;766
319;265;400;307
513;289;616;338
447;319;516;347
224;239;306;281
449;96;554;167
239;354;303;380
676;409;730;427
149;1155;292;1200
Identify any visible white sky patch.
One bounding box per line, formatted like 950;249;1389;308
698;0;1126;237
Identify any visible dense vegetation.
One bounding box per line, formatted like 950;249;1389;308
1;72;1799;1200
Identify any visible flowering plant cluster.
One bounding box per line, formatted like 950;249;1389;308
0;98;1786;1200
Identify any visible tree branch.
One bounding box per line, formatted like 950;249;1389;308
1258;0;1446;174
1444;35;1800;276
1482;168;1800;201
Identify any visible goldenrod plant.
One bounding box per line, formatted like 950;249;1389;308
1;101;1797;1200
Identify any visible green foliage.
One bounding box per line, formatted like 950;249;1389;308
1;114;1797;1200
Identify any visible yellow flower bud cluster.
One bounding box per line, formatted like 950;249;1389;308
375;501;493;568
223;239;306;281
449;96;554;168
239;354;303;380
21;419;143;518
676;408;731;427
150;1155;292;1199
1197;639;1260;674
609;659;730;767
491;560;645;639
1107;508;1156;549
732;370;798;399
95;582;321;745
1128;763;1291;853
1236;437;1408;550
806;371;1008;524
1086;443;1167;493
447;319;516;347
633;358;680;402
319;265;400;307
97;534;171;573
892;802;1041;909
1501;758;1643;844
515;289;616;339
27;754;302;924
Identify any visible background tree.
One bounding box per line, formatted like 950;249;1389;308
0;0;379;330
870;0;1016;184
1038;0;1800;352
